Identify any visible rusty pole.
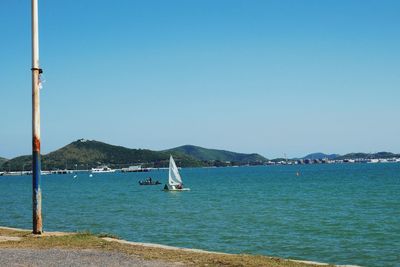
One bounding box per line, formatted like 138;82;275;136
31;0;42;234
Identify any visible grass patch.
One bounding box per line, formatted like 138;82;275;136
0;227;330;267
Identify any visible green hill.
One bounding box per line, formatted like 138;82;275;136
165;145;267;164
1;139;202;171
336;152;400;160
0;157;7;168
1;140;268;171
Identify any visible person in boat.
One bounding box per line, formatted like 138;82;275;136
177;183;183;189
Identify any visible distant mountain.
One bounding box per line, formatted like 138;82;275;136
336;152;400;160
302;153;340;160
1;140;266;171
164;145;267;164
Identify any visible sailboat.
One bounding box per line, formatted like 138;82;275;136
163;155;190;191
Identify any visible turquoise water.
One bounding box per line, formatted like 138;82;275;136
1;164;399;266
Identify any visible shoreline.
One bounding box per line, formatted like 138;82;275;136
0;226;360;267
1;161;400;177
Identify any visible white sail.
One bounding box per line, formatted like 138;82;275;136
168;155;182;186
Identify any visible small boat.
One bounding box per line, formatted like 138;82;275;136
139;177;161;185
163;155;190;191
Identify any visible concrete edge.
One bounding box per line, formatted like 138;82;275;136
0;226;31;232
101;237;230;255
0;226;74;237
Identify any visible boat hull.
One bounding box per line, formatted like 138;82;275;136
139;181;161;186
163;188;190;191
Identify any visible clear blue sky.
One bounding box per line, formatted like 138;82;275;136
1;0;399;159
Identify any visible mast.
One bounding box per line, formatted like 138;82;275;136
31;0;43;234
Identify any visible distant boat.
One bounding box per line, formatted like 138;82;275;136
139;177;161;186
163;155;190;191
91;166;115;173
121;165;150;172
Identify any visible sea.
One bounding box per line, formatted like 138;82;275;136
0;163;399;267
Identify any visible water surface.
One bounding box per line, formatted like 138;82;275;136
1;164;399;266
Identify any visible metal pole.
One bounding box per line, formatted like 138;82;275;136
31;0;42;234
